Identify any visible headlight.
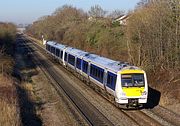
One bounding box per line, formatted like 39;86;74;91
141;91;147;95
121;92;126;96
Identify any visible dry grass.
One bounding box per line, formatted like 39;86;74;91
0;74;21;126
27;36;43;45
148;69;180;106
22;82;33;92
0;55;14;75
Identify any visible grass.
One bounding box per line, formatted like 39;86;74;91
23;82;33;91
27;36;43;45
0;74;21;126
148;68;180;107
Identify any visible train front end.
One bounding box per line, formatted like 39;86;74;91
115;67;148;108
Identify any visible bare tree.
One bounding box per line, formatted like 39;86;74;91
88;5;107;18
108;9;125;19
127;0;180;69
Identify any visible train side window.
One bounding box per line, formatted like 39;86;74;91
47;45;50;51
99;70;104;83
90;64;104;83
107;72;117;90
100;71;104;81
94;68;97;77
76;58;81;69
90;64;95;77
51;47;55;54
59;49;61;58
56;49;60;57
53;48;55;54
50;47;52;53
82;60;88;73
97;70;100;78
51;46;53;53
90;65;94;76
68;54;75;66
53;47;55;54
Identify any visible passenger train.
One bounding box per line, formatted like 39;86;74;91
45;41;148;108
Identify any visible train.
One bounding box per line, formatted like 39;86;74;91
45;41;148;108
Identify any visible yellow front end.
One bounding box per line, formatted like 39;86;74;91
122;87;145;97
116;68;148;107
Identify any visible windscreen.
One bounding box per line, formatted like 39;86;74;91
121;74;145;87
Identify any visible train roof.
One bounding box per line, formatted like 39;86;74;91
65;47;88;57
46;41;130;72
83;53;129;72
65;47;129;72
47;41;66;50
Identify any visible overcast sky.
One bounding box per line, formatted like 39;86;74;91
0;0;140;24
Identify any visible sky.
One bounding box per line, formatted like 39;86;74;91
0;0;140;24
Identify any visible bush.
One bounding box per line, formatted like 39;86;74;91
0;22;16;55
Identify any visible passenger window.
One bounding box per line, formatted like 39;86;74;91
107;72;117;90
76;58;81;69
83;61;88;73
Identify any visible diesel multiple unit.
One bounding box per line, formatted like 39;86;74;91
46;41;148;108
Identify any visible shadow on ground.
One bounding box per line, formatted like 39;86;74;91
16;84;43;126
13;35;45;126
143;86;161;109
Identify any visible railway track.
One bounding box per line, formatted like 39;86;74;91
24;35;179;126
122;110;162;126
141;106;180;126
20;36;114;126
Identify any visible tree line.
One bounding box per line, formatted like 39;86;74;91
26;0;180;106
126;0;180;106
26;1;180;71
0;22;16;55
26;5;127;61
127;0;180;71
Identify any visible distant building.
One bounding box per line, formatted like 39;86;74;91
113;15;130;25
17;23;29;34
17;27;25;33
